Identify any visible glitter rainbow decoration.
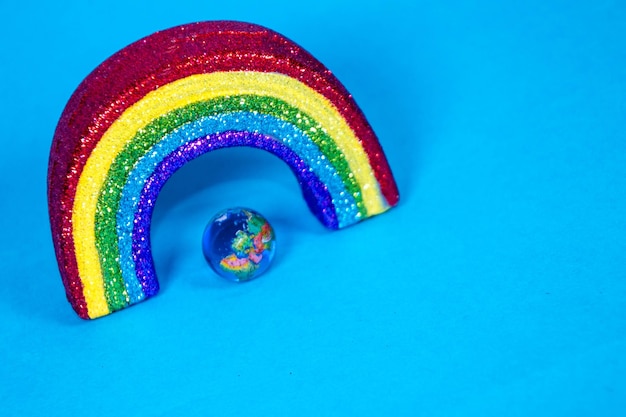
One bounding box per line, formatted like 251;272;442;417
48;21;399;319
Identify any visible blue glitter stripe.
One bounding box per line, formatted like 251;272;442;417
132;131;335;291
117;112;358;296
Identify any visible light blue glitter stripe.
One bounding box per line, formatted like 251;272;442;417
116;112;358;296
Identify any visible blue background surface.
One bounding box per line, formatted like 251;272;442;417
1;1;625;415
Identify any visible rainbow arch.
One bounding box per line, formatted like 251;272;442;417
48;21;399;319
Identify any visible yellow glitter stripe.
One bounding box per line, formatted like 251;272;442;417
73;71;386;318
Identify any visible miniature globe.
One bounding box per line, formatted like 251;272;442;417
202;208;276;282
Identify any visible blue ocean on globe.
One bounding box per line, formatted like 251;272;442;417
202;208;276;282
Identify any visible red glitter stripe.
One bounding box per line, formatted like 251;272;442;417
48;21;399;316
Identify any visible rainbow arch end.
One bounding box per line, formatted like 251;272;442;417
47;21;399;319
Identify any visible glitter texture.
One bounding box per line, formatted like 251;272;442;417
133;131;332;296
105;112;354;312
47;21;399;319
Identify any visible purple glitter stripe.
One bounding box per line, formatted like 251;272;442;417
132;130;337;293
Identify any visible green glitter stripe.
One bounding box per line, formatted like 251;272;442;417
95;94;366;312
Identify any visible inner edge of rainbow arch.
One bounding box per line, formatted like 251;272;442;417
128;130;340;311
72;71;393;319
102;97;363;311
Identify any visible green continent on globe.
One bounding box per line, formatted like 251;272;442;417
219;210;274;280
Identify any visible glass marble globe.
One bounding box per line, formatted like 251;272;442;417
202;207;276;282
